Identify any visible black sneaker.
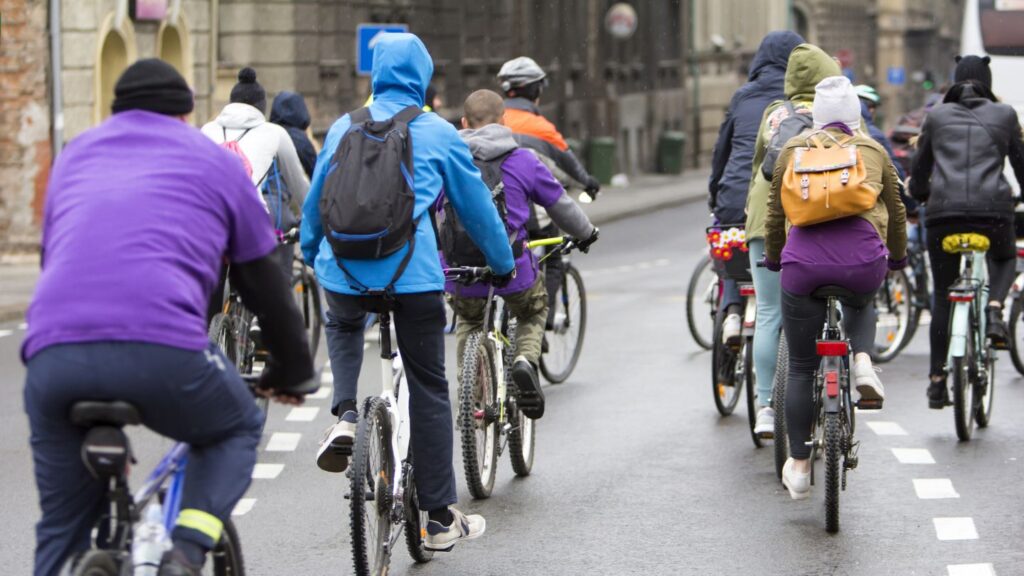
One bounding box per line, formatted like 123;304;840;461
158;549;202;576
511;356;545;419
987;307;1010;349
928;379;951;410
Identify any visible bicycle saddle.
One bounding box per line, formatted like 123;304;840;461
942;233;990;254
811;285;857;300
70;401;141;427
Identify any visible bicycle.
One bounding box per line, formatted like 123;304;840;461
534;237;588;384
872;222;929;363
445;264;537;500
942;233;997;441
347;295;434;576
59;376;265;575
685;254;718;351
1004;241;1024;376
772;335;790;480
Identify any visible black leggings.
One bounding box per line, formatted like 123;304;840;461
927;219;1016;376
782;289;877;460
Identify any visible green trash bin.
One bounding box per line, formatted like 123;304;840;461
657;131;687;174
587;137;616;185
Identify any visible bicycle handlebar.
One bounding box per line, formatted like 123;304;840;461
279;227;300;245
444;266;494;285
527;236;566;249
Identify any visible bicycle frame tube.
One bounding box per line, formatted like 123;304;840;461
133;443;190;526
377;311;407;520
948;252;988;361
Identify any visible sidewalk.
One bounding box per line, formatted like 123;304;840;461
0;170;710;322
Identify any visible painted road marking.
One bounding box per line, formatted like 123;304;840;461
320;371;333;384
251;463;284;480
232;498;257;516
0;330;12;338
934;517;979;541
866;421;908;436
914;478;960;499
654;258;671;266
308;386;331;400
18;323;27;330
286;407;320;422
948;564;996;576
892;448;935;464
265;432;301;452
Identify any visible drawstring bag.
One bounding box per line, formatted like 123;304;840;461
780;130;879;227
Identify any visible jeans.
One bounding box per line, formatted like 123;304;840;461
322;290;457;512
749;239;782;407
25;342;263;576
450;276;549;364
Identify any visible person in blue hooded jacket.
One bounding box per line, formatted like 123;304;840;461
706;31;803;402
300;32;513;551
270;90;317;178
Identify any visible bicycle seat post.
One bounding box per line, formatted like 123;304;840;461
379;310;393;361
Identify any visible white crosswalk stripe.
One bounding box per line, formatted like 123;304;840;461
891;448;935;464
865;421;908;436
948;564;996;576
251;463;284;479
286;407;320;422
933;517;979;541
232;498;257;516
913;478;960;499
265;432;301;452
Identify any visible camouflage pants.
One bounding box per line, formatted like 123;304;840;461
450;276;549;366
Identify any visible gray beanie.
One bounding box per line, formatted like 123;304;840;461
812;76;861;131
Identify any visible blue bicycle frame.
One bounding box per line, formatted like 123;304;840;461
133;442;190;533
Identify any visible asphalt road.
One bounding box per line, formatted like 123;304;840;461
2;201;1024;575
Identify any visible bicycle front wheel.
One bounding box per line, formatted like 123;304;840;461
350;396;394;576
824;412;842;533
402;461;434;564
540;264;587;383
1008;298;1024;376
459;332;499;499
209;519;246;575
686;255;717;351
773;336;790;480
873;269;915;363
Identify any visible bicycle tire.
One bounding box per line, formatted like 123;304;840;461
685;255;716;351
293;265;323;360
873;269;915;363
824;412;842;533
744;338;762;448
211;518;246;576
540;264;587;383
952;314;977;441
62;550;117;576
505;323;536;476
711;311;743;416
402;461;434;564
975;345;996;428
210;315;267;427
773;336;790;481
459;332;499;499
350;396;394;576
1008;298;1024;376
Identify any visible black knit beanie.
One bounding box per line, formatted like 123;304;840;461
111;58;194;116
954;55;992;90
230;67;267;115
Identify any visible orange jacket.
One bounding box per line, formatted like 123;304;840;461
503;107;568;152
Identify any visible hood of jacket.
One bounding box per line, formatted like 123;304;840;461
459;124;519;161
371;33;432;108
270;91;310;130
748;31;804;82
860;99;875;122
784;44;842;102
214;102;266;130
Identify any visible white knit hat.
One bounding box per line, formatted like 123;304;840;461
812;76;861;131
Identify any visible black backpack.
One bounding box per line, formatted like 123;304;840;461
760;101;814;181
319;106;423;291
439;151;523;268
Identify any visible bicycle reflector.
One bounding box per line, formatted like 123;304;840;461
947;291;974;303
1017;248;1024;258
825;371;840;398
816;340;849;357
739;285;756;297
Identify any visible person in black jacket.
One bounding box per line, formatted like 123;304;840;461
270;91;317;178
910;55;1024;409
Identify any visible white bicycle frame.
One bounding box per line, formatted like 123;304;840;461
374;314;410;539
947;251;989;362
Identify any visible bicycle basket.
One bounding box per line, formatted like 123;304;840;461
706;225;752;281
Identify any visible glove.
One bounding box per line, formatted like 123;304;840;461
759;258;781;272
888;257;908;271
492;268;516;288
584;176;601;194
575;227;600;254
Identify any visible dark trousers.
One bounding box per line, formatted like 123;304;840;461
782;289;876;459
323;290;457;512
25;342;263;576
927;219;1016;376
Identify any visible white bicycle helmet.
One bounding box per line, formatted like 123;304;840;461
854;84;881;105
497;57;547;92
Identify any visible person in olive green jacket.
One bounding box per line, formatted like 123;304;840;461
743;44;842;436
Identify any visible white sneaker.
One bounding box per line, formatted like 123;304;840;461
722;313;742;344
316;416;356;473
753;406;775;439
853;356;885;405
782;458;811;500
424;507;486;551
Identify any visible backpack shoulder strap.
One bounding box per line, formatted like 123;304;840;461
348;107;372;126
393;105;424;125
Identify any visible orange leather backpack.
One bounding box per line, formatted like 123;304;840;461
780;131;879;227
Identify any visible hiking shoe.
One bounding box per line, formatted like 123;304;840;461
512;356;545;420
928;379;951;409
753;406;775;439
316;411;356;473
782;458;811;500
424;507;486;551
722;313;742;346
853;356;885;406
987;307;1010;349
158;549;202;576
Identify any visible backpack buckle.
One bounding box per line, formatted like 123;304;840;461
800;175;810;200
840;168;850;185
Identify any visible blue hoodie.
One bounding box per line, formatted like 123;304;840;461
708;31;803;224
301;33;514;295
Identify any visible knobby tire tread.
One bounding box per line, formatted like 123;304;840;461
773;336;790;481
350;397;392;576
824;413;842;533
459;332;497;499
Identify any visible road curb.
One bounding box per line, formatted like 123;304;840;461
588;191;705;227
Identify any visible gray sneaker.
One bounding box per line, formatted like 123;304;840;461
316;412;356;473
753;406;775;439
424;507;486;551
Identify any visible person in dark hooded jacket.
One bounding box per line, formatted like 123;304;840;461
270;91;317;178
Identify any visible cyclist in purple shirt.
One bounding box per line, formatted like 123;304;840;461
22;59;314;576
446;90;598;418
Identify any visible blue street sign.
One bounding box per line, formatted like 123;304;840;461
887;66;906;86
842;67;856;82
356;23;409;76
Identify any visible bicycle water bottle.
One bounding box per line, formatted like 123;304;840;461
132;502;170;575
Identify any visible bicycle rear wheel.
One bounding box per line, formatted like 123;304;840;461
208;518;246;575
540;264;586;383
459;332;499;499
350;396;394;576
504;323;536;476
1008;298;1024;376
292;264;323;360
686;255;717;351
61;550;117;576
711;312;743;416
873;269;915;363
824;412;842;533
210;314;267;427
743;338;762;447
773;336;790;480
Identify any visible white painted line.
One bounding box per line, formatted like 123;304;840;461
324;359;330;368
654;258;671;266
17;323;27;330
866;421;908;436
914;478;960;499
614;264;635;273
934;517;979;541
363;343;371;350
892;448;935;464
320;371;333;384
251;463;284;480
308;386;331;400
637;261;652;270
265;432;301;452
948;564;996;576
232;498;256;516
0;330;12;338
286;406;320;422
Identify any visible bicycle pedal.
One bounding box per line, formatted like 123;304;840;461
855;399;883;411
